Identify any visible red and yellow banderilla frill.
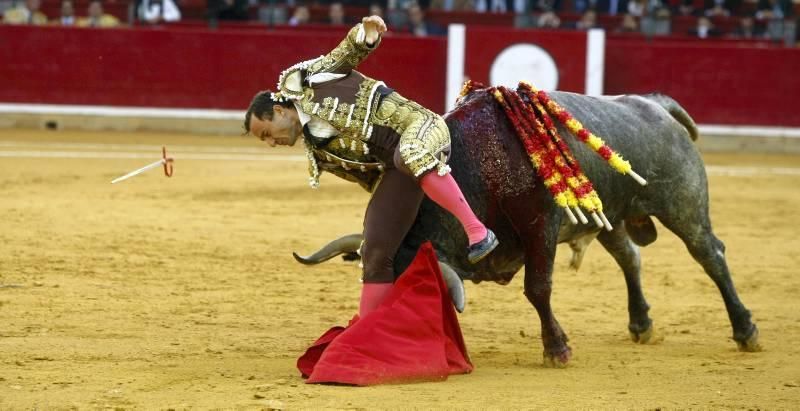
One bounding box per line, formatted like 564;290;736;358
460;80;647;231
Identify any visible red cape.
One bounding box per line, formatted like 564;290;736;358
297;242;473;385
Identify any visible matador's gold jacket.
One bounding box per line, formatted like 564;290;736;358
275;23;422;192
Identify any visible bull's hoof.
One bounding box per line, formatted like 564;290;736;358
629;325;653;344
542;348;571;368
629;323;663;345
629;320;662;344
735;325;762;352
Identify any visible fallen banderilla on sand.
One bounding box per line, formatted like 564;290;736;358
111;146;174;184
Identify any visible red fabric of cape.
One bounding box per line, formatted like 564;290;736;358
297;242;473;385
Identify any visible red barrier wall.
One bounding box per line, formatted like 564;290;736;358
0;25;446;113
1;25;799;127
605;38;800;126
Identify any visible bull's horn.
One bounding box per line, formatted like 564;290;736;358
292;234;364;265
439;261;466;313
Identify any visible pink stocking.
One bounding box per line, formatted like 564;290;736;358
420;172;487;245
359;283;393;318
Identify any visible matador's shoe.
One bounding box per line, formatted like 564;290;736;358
467;229;499;264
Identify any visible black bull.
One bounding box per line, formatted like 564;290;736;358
295;88;761;366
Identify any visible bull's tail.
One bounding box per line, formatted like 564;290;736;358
645;93;699;141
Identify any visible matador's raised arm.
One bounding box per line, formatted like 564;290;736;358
307;21;383;75
276;17;386;99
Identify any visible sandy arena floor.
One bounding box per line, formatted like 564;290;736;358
0;128;798;409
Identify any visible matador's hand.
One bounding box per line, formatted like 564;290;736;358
362;15;387;45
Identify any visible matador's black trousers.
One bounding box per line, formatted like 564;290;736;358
356;92;452;284
359;131;442;283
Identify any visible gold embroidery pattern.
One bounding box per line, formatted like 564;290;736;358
312;147;384;192
298;77;381;139
307;24;379;76
349;78;381;137
320;137;373;162
277;57;322;100
317;97;336;123
371;93;451;177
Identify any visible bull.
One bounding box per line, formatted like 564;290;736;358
294;86;761;366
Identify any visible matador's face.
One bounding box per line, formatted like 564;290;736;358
249;105;303;147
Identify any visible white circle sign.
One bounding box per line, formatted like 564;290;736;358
489;43;559;91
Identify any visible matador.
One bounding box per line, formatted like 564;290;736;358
244;15;498;318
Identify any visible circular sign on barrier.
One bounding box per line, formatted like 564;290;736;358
489;43;559;91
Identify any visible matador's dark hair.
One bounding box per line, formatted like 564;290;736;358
243;91;294;135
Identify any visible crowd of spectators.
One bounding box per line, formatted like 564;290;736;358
262;0;796;43
2;0;122;26
511;0;797;41
0;0;179;26
1;0;796;44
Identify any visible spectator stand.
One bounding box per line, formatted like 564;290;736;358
20;0;800;44
39;0;128;22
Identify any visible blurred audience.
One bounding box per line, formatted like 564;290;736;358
755;0;793;20
571;0;588;13
689;15;721;37
536;10;561;27
208;0;249;21
2;0;789;44
596;0;629;15
257;0;288;25
368;1;384;18
406;2;445;35
55;0;75;25
288;3;309;25
626;0;645;16
755;0;794;41
3;0;48;24
633;0;671;36
672;0;695;16
703;0;738;17
531;0;561;12
328;1;347;25
474;0;518;13
430;0;474;11
138;0;182;24
730;15;762;38
629;0;672;17
78;0;120;26
387;0;416;27
574;8;598;29
615;12;638;32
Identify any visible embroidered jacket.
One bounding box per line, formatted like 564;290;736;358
276;22;390;191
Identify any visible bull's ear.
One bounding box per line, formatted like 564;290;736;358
439;261;466;313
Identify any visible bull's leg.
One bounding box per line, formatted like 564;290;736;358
521;218;571;367
658;217;761;352
596;226;654;344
